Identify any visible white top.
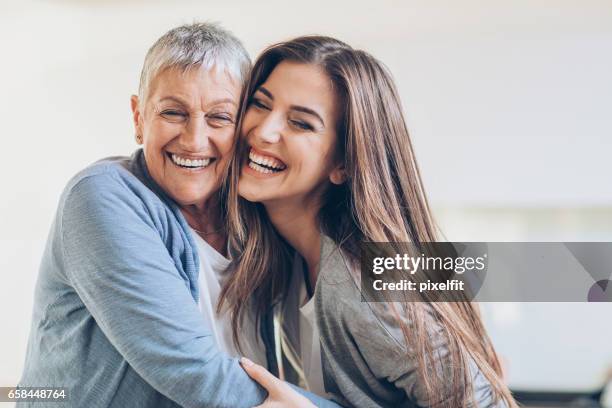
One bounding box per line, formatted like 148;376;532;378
281;254;328;398
190;228;266;366
297;283;327;397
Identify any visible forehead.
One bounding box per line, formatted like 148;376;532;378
261;61;337;112
148;66;241;104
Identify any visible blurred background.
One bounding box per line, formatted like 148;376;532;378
1;0;611;406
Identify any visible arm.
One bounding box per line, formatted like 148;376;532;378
240;358;345;408
347;301;504;408
61;173;266;408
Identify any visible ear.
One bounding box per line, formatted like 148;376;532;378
329;164;347;185
130;95;144;144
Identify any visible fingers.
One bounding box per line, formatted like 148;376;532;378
240;358;315;408
240;357;284;395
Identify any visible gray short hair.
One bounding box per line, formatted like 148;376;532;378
138;22;250;104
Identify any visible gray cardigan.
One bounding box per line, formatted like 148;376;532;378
276;235;505;408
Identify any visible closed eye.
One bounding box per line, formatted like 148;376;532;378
207;113;235;127
207;114;233;122
251;97;270;110
289;120;314;131
161;110;188;122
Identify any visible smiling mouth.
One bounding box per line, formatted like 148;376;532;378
247;148;287;174
168;152;216;169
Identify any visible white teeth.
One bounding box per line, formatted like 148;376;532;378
171;153;212;168
248;149;286;170
249;161;274;174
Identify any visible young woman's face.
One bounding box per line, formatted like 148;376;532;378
238;61;343;207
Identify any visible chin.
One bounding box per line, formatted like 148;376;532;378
237;189;262;204
240;194;263;204
240;188;279;204
237;189;257;203
236;183;257;202
173;188;216;208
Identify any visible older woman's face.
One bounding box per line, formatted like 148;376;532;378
131;67;241;208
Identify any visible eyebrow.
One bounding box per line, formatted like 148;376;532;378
256;86;325;127
158;96;187;105
158;96;237;107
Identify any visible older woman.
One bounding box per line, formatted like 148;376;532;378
18;23;336;408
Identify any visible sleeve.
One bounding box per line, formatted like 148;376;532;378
345;301;504;408
289;384;347;408
60;173;267;408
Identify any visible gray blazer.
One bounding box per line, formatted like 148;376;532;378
275;235;505;408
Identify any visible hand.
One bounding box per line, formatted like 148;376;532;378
240;357;316;408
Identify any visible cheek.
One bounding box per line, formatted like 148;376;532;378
240;108;260;136
290;139;334;181
144;120;181;148
213;128;236;157
293;159;327;189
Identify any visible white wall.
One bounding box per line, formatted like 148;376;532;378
437;207;612;391
1;0;611;391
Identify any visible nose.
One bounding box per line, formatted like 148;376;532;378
252;111;283;145
179;115;210;152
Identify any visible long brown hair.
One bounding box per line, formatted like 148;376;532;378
219;36;516;408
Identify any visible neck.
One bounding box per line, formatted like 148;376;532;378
180;194;226;254
265;198;321;284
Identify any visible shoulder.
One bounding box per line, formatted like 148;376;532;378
56;153;197;275
316;236;448;349
56;151;181;250
60;152;166;218
64;153;141;199
316;236;407;349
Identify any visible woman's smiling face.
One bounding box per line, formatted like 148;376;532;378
132;66;241;209
238;61;344;207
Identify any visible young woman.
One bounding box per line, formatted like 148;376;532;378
222;36;518;407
